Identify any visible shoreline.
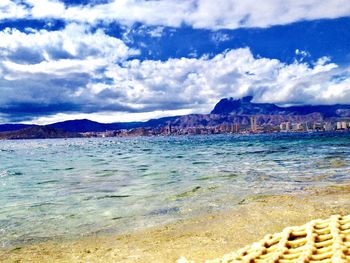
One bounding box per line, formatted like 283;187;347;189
1;130;349;141
1;184;350;262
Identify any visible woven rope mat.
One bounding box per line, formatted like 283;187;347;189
178;214;350;263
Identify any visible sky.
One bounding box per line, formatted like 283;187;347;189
0;0;350;124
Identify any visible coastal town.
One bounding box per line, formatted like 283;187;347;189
81;117;350;138
1;96;350;139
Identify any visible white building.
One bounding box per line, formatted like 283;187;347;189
336;121;349;130
292;123;303;131
280;122;291;131
250;116;257;132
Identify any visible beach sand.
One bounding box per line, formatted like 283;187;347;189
1;185;350;263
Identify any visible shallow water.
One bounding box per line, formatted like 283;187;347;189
0;133;350;247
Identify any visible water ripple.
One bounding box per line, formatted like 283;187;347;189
0;132;350;247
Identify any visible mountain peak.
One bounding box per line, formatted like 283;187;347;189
211;97;350;116
211;96;255;114
241;96;253;102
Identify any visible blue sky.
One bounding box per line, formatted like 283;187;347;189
0;0;350;124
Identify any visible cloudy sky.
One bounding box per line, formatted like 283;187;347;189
1;0;350;124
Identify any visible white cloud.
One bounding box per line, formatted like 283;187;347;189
0;23;136;65
1;1;349;124
3;58;105;76
3;0;350;30
1;22;349;123
100;48;342;113
26;0;66;19
0;0;28;20
0;23;139;121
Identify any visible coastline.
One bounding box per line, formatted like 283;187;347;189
1;184;349;262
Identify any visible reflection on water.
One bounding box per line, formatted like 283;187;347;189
0;132;350;247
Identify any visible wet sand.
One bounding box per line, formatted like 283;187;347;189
1;185;350;263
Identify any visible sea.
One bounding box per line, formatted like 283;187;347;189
0;132;350;248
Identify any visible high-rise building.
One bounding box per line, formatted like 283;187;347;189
250;116;257;132
167;123;172;135
280;122;291;131
341;121;348;129
324;122;334;131
337;122;342;130
231;123;240;133
292;123;303;131
337;121;349;130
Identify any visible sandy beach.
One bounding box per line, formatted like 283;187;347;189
1;184;349;263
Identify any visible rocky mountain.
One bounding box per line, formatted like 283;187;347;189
211;96;350;117
0;126;81;140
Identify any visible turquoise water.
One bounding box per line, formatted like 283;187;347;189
1;133;350;247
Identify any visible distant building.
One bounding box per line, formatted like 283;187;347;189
231;123;240;133
250;116;257;132
218;124;227;133
313;122;323;131
336;122;342;130
292;123;303;131
280;122;291;132
324;122;334;131
167;123;172;135
337;121;349;130
305;122;311;132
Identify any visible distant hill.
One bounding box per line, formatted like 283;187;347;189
47;117;179;133
211;96;350;117
0;126;80;140
0;124;35;132
142;116;179;128
47;119;125;133
0;116;181;133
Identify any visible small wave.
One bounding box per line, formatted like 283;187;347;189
170;186;201;200
0;170;8;178
120;156;132;160
327;173;349;182
192;161;210;165
111;216;123;220
141;148;152;152
0;170;22;177
97;172;116;177
213;152;228;156
220;173;239;179
96;195;130;199
147;207;179;216
37;180;59;185
102;169;119;172
84;195;131;201
0;149;14;153
196;176;213;181
30;202;55;208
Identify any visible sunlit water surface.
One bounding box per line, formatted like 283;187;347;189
1;133;350;247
